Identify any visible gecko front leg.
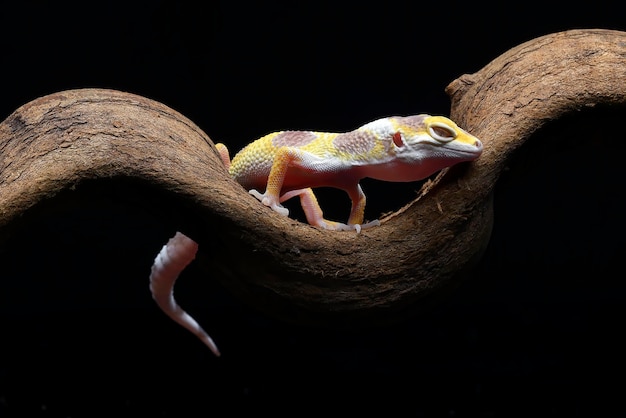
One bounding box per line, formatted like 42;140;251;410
248;146;299;217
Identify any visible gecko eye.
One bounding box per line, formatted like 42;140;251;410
429;123;457;143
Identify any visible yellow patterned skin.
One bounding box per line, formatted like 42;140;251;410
216;114;482;232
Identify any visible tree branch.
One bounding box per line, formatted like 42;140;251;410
1;29;625;325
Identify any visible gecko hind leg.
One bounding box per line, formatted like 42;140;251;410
280;188;378;232
149;232;221;356
215;143;231;170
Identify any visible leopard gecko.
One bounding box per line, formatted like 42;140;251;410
149;114;483;356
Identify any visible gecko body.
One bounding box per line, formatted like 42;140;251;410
150;114;482;356
217;114;482;231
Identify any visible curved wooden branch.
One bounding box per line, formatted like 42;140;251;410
1;29;625;325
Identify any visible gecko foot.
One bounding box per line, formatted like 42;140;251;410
318;219;380;233
249;189;289;216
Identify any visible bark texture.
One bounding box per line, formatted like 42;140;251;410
1;29;625;324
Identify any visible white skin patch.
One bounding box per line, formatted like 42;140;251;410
359;117;395;131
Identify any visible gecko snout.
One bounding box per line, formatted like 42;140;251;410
469;137;483;155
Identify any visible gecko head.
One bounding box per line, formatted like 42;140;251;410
391;115;483;165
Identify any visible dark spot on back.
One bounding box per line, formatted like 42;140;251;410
271;131;317;147
333;130;376;155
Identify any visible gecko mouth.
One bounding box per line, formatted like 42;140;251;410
449;138;483;157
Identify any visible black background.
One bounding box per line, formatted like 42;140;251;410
1;1;626;416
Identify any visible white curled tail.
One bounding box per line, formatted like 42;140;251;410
149;232;221;356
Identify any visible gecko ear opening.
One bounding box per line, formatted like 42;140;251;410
392;131;403;147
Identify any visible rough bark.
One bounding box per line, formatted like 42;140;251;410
1;29;625;325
